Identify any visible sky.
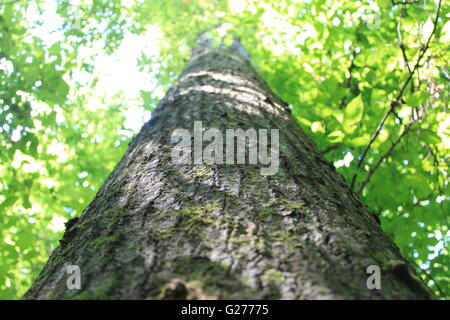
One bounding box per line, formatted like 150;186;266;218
26;0;160;134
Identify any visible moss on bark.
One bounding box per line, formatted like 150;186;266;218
24;44;433;300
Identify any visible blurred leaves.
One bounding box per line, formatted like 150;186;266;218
343;94;364;134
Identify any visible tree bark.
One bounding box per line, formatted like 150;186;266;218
24;44;433;300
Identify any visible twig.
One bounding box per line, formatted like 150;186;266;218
350;103;397;188
339;49;359;109
350;0;442;189
392;0;420;5
397;12;414;79
400;44;413;78
395;0;441;101
320;143;342;155
356;121;414;194
409;259;446;298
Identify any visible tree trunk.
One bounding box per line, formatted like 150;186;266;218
24;43;433;300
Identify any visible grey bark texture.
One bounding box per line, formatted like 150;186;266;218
24;44;433;300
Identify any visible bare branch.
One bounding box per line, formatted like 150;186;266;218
356;121;414;195
320;143;342;155
409;259;446;298
397;12;414;78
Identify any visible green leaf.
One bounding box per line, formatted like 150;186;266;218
0;195;19;210
327;130;344;143
140;90;154;110
421;130;441;145
348;134;370;147
406;91;431;107
343;94;364;134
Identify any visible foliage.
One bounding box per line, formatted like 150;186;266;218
0;0;448;299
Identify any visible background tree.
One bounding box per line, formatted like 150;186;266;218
0;0;448;299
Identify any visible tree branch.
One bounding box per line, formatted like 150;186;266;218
339;48;359;109
392;0;420;6
409;259;446;298
397;12;414;78
350;0;442;190
320;143;342;155
356;121;414;195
